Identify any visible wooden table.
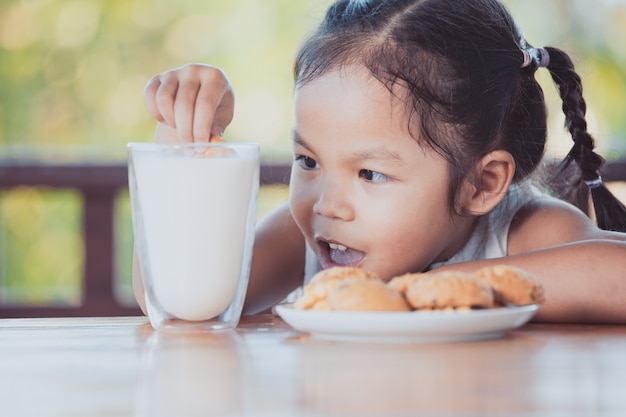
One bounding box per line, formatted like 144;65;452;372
1;315;625;417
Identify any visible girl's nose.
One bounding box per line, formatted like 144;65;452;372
312;178;355;221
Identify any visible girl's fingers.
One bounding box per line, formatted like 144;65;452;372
211;80;235;140
154;72;183;129
154;122;180;144
192;80;220;142
173;75;202;143
143;64;235;143
142;75;165;123
190;66;234;143
193;82;233;142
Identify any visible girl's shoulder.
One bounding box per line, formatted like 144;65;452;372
507;184;617;255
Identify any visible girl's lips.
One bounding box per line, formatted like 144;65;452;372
317;239;366;269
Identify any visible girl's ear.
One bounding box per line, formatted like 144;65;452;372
457;150;516;216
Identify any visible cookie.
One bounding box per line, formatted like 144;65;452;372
473;265;545;306
327;278;411;312
194;136;234;157
387;272;427;294
294;267;380;310
195;145;235;157
405;270;494;310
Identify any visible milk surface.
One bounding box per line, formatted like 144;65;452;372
133;149;256;321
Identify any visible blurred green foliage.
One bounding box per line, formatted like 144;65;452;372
0;0;334;151
0;0;625;306
0;187;82;304
0;0;625;152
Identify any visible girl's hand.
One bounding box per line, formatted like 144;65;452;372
143;63;235;143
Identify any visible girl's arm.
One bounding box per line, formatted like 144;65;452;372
436;198;626;323
243;203;306;314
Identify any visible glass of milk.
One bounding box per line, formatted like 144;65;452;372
127;142;259;332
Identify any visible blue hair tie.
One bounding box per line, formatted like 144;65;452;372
584;176;603;189
520;47;550;68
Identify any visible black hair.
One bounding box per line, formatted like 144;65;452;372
294;0;626;231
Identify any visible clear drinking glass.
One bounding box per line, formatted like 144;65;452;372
127;142;259;332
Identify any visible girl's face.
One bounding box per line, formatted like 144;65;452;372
289;67;474;281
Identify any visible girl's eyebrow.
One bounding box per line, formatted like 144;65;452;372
291;130;311;151
349;147;403;165
292;130;403;164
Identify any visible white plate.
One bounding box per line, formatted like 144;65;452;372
275;304;539;343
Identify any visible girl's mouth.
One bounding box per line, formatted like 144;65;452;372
318;240;366;269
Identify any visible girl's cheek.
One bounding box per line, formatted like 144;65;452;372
288;175;311;209
288;174;319;221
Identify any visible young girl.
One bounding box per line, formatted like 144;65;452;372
137;0;626;323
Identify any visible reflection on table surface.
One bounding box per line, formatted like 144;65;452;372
1;314;625;416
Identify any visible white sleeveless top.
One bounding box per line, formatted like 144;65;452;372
427;181;542;270
303;181;544;282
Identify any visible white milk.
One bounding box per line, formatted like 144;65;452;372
132;149;257;321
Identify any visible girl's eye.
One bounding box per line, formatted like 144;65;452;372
295;155;319;169
359;169;389;182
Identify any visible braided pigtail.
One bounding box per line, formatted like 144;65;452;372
543;46;626;232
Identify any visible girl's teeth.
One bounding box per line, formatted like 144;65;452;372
328;243;347;251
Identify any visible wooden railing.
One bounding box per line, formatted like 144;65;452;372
0;161;291;318
1;159;625;318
